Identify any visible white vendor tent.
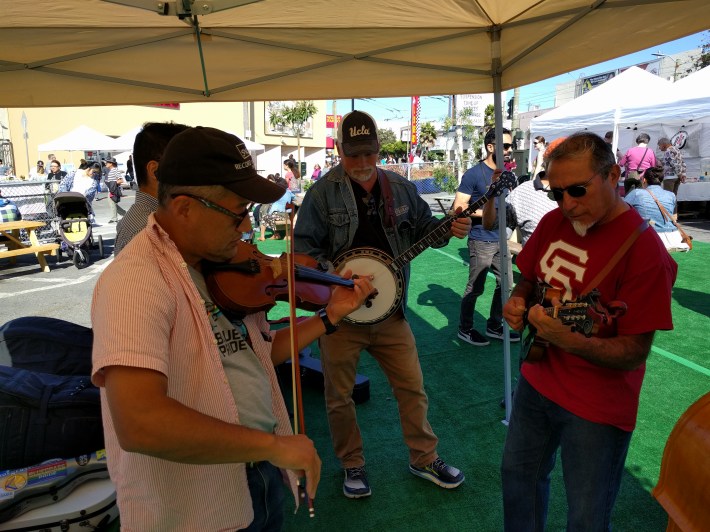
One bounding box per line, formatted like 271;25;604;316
619;65;710;158
529;67;674;149
112;126;144;152
37;125;120;152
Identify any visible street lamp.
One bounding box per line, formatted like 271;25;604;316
652;52;680;82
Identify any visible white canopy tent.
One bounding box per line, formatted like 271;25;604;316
37;125;120;152
112;126;144;152
617;65;710;199
3;0;710;421
529;67;674;154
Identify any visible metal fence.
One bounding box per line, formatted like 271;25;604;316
378;161;459;195
0;179;60;242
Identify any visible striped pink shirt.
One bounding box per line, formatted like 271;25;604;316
91;214;297;531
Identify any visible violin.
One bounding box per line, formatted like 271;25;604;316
204;240;355;317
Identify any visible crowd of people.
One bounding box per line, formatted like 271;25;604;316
80;114;683;532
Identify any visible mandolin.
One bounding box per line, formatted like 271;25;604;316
520;285;627;362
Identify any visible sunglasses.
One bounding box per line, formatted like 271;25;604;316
545;174;598;202
172;193;253;227
502;143;513;150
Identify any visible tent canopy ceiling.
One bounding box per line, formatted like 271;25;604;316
1;0;709;107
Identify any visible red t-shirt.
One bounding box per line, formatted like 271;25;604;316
517;207;677;431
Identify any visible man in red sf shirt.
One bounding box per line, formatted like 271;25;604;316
501;132;677;531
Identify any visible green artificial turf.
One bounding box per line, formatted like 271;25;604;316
259;236;709;532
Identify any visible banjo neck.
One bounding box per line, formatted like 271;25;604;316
390;175;513;272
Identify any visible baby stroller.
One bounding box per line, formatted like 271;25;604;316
53;192;103;269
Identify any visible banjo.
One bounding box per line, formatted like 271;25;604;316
334;171;517;325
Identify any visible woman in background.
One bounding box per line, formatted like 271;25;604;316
530;136;546;178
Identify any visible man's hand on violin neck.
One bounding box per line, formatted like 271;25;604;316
268;434;321;499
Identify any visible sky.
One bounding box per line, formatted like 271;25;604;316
329;30;707;132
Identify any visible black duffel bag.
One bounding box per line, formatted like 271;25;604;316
0;366;104;471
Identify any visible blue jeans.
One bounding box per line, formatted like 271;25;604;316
459;239;505;331
501;376;632;532
241;462;285;532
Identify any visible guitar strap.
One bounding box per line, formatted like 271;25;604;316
581;219;648;295
377;168;397;229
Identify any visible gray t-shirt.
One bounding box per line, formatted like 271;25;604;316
189;266;277;433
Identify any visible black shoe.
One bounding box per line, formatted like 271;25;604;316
409;458;465;489
486;325;520;342
457;328;490;346
343;466;371;499
108;219;117;224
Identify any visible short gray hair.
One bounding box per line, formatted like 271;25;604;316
546;132;616;179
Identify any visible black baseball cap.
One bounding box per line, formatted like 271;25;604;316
157;126;285;204
337;111;379;156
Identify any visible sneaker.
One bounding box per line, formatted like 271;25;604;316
409;458;465;489
485;325;520;342
343;466;371;499
457;328;490;346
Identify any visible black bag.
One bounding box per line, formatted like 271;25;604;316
0;366;104;471
107;180;122;203
0;317;94;375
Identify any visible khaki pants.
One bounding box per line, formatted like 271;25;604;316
318;313;438;469
662;176;680;195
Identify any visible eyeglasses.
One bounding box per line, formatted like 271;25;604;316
172;193;253;227
545;174;598;202
502;143;513;150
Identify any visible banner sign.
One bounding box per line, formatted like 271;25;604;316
579;71;616;94
455;94;493;127
410;96;420;145
326;114;342;128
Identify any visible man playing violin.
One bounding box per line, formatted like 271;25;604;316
294;110;471;499
91;127;375;531
500;132;677;531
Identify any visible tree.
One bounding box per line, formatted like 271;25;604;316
378;128;398;145
268;100;318;176
688;30;710;73
484;104;495;129
418;122;437;160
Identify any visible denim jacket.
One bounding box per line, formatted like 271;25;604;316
294;164;447;314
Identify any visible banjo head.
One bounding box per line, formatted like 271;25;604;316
334;248;404;325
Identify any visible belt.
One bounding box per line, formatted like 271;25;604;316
247;461;267;469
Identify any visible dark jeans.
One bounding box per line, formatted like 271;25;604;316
501;376;632;532
459;239;505;331
241;462;285;532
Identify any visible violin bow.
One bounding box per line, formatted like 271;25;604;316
284;201;315;518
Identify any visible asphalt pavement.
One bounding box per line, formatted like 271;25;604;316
0;189;136;346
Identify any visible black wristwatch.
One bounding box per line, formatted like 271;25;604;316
318;308;338;335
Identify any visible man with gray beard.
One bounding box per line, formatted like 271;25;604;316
295;110;471;499
500;132;677;531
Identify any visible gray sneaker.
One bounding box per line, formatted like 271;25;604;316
343;466;371;498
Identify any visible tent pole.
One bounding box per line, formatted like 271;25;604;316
191;16;211;97
491;27;514;425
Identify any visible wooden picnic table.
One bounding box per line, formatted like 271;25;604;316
0;220;59;272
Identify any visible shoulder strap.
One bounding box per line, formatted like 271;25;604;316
581;219;648;295
377;168;397;228
646;189;672;224
635;147;649;171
